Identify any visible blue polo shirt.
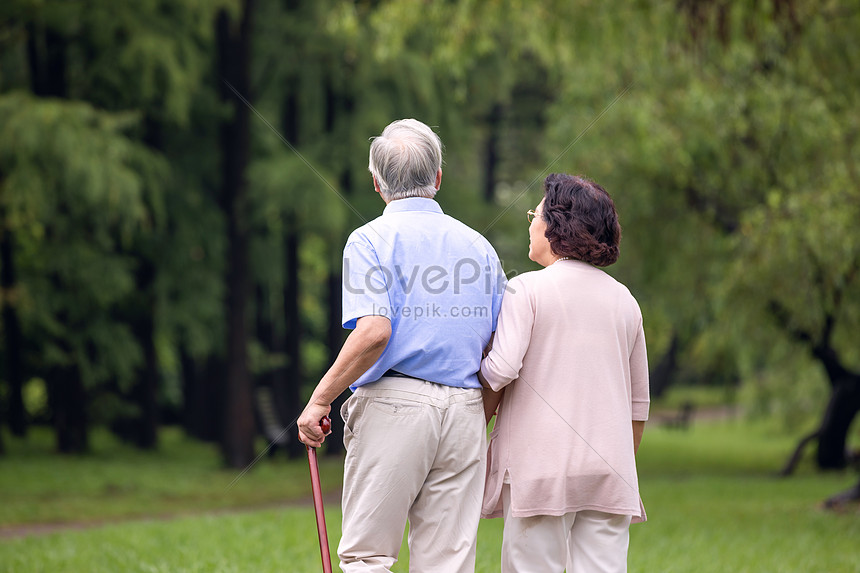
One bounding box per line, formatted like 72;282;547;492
342;197;506;390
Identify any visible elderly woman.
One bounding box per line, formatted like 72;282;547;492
480;173;649;573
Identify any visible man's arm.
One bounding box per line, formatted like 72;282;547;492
297;316;391;447
633;420;645;455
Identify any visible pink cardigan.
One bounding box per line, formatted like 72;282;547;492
480;260;649;521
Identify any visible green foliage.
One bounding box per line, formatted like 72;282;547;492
0;0;232;429
20;378;48;421
537;0;860;421
0;0;857;450
0;93;152;235
0;93;166;388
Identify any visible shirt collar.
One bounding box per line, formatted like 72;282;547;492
383;197;444;215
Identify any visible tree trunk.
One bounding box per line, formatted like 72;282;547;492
649;332;680;399
48;364;88;453
779;428;820;477
816;375;860;469
277;58;303;459
28;0;89;455
123;114;169;449
181;350;222;442
24;6;73;449
255;283;293;452
282;80;299;145
106;112;165;449
217;0;255;469
44;265;89;453
325;265;347;456
26;23;67;98
0;379;5;453
483;103;502;203
823;476;860;510
324;170;352;456
127;260;159;449
255;283;274;391
769;302;860;472
282;219;305;458
1;205;26;437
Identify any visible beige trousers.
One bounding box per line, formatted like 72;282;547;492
338;377;486;573
501;485;632;573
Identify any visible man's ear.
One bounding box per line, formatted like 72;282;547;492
373;176;391;204
435;169;442;190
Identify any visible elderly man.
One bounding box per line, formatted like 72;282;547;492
298;118;505;572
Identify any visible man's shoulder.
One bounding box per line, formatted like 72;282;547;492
439;214;499;256
345;216;391;248
349;212;498;257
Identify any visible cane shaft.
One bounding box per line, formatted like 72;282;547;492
307;446;333;573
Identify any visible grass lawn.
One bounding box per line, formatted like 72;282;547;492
1;420;858;572
0;427;344;527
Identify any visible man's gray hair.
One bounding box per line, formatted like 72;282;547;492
368;119;443;201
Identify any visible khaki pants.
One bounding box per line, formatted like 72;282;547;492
337;377;486;573
501;485;632;573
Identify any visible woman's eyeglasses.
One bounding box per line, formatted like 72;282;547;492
527;209;542;223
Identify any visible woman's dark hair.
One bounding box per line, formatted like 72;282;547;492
542;173;621;267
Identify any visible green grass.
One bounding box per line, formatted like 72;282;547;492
0;427;343;526
630;420;860;572
1;422;858;572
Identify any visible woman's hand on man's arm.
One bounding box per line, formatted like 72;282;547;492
478;360;503;425
482;387;503;425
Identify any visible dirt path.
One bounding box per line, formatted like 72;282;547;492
651;404;738;427
0;489;342;540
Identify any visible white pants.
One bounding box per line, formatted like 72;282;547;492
337;377;486;573
501;485;632;573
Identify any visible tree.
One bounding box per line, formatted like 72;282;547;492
0;92;159;452
538;1;860;482
1;0;226;453
217;0;257;469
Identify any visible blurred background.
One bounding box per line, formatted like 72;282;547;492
0;0;858;539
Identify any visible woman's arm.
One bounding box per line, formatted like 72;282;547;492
633;420;645;455
630;314;649;456
480;276;534;392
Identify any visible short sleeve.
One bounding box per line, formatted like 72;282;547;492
341;240;392;329
630;316;650;421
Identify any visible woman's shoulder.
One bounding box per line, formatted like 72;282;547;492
507;264;594;292
596;273;643;317
500;270;545;304
505;269;546;290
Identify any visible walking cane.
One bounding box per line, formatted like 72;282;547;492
307;416;333;573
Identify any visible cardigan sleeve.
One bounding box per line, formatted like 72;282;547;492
630;316;650;421
480;276;534;392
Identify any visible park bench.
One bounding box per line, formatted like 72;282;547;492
255;386;292;455
663;401;695;431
